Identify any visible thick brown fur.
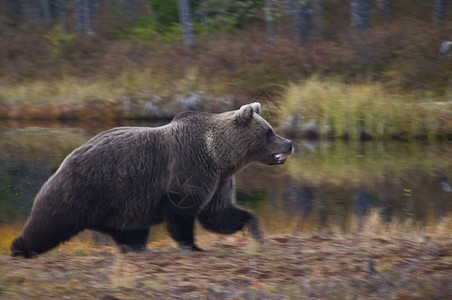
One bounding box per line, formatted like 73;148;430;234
11;102;293;257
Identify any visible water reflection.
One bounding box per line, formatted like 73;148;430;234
236;139;452;233
0;123;451;240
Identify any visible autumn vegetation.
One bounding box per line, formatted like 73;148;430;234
1;3;451;299
0;1;451;139
0;212;451;299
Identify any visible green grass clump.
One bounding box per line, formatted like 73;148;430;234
281;77;452;140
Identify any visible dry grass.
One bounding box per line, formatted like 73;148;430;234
282;77;452;140
0;225;19;255
2;75;450;139
0;78;117;107
0;67;222;107
2;210;450;256
0;219;451;299
1;205;451;298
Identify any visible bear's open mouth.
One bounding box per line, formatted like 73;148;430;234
273;152;291;164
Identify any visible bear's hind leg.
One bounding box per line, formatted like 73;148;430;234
198;205;264;243
165;212;202;251
101;228;150;253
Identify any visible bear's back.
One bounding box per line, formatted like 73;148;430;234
172;110;217;123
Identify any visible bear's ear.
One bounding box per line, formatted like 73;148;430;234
249;102;261;115
235;102;261;125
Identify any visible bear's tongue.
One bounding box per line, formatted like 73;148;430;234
273;153;290;164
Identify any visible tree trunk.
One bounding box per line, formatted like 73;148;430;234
84;0;95;34
381;0;391;21
298;0;312;41
8;0;22;23
287;0;313;43
75;0;84;32
41;0;50;19
126;0;139;20
24;0;42;22
57;0;68;31
313;0;323;39
350;0;370;32
75;0;95;34
265;0;275;40
177;0;194;46
434;0;446;21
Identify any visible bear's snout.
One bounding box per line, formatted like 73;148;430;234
272;140;293;165
286;141;294;153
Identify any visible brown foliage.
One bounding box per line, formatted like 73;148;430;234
0;17;450;96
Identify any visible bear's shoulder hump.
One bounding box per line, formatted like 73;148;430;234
172;111;211;122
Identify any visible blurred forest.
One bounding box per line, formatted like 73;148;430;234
0;1;451;136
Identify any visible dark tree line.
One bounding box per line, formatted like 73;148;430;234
0;1;449;45
1;0;99;33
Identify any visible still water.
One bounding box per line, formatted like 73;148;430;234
0;122;451;244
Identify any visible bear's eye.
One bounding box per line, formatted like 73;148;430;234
266;129;274;140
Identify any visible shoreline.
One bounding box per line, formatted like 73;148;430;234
1;102;451;141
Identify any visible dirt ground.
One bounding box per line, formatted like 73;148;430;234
1;233;451;300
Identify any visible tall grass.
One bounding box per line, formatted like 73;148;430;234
0;71;450;140
0;67;226;107
281;78;452;140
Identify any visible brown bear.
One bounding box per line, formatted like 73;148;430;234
11;102;293;257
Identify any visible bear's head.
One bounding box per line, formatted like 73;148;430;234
233;102;293;166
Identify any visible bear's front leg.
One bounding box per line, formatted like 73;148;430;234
165;209;202;251
197;205;265;243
